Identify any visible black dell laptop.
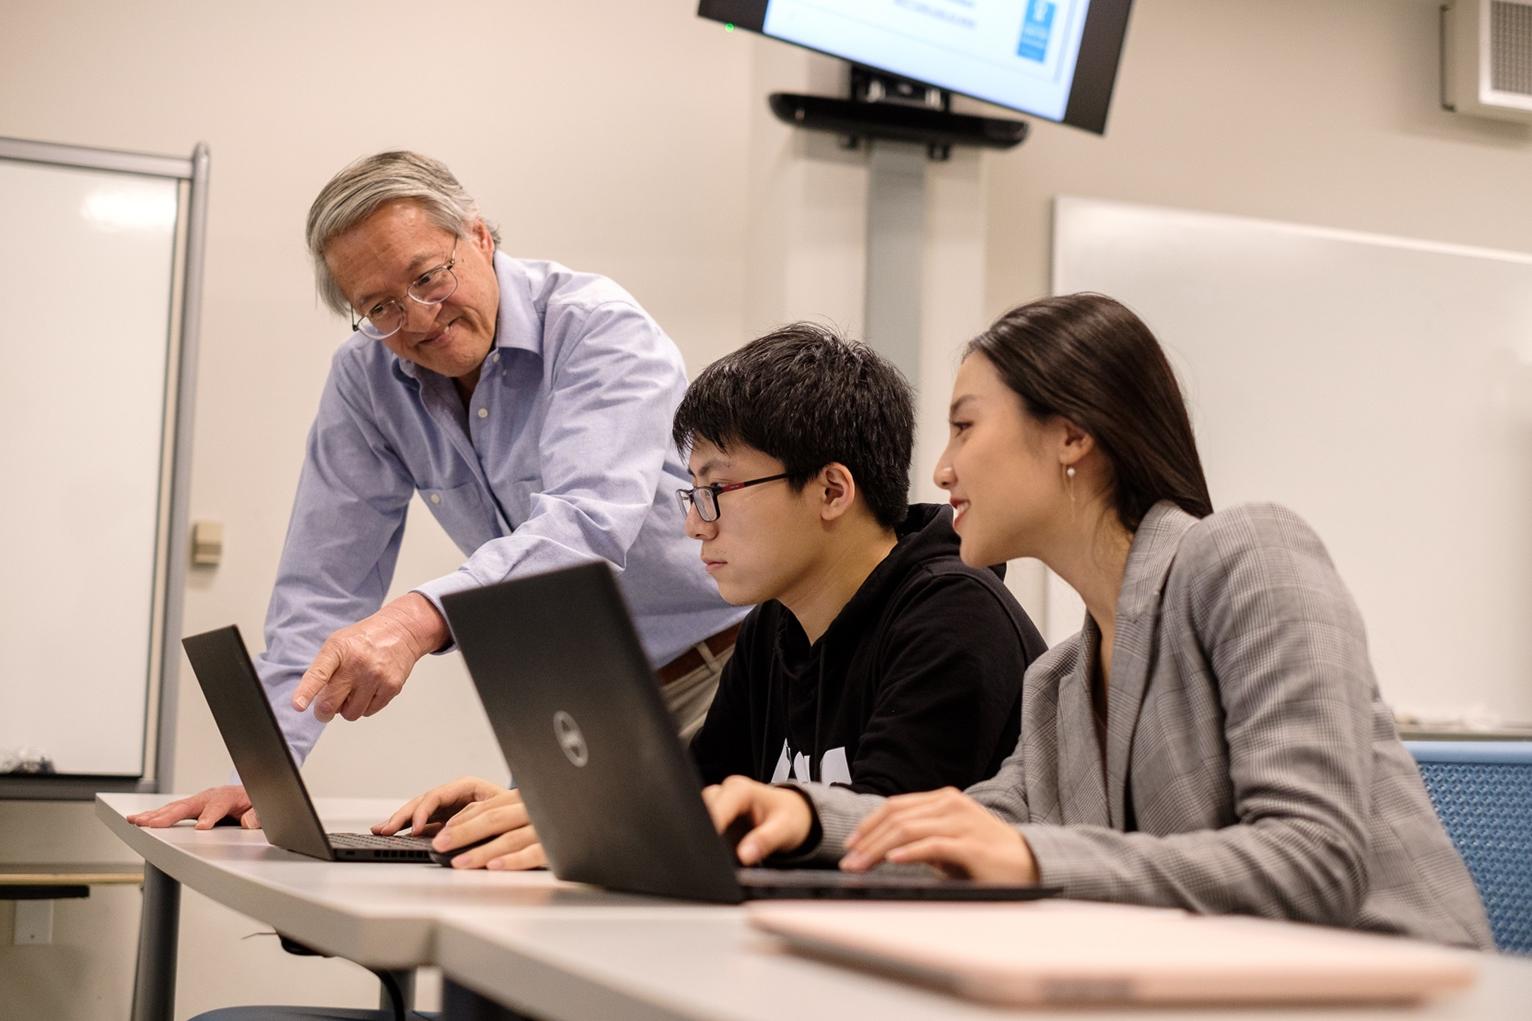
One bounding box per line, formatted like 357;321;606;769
181;626;433;863
441;562;1058;904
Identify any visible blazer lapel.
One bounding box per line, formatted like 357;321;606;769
1056;613;1110;826
1105;502;1198;830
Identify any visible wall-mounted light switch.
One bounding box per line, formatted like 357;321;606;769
191;520;223;567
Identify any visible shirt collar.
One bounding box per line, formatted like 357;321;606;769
490;249;544;358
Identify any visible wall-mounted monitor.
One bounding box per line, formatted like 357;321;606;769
698;1;1134;133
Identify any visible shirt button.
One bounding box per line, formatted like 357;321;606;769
489;352;500;364
429;493;442;505
477;407;489;419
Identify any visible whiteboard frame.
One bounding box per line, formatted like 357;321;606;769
0;137;208;800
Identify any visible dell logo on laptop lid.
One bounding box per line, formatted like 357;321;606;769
553;710;589;767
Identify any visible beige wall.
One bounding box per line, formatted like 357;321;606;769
0;0;1527;1017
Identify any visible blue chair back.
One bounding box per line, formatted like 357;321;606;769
1405;740;1532;954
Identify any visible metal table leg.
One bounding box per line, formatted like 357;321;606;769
377;967;416;1015
130;864;180;1021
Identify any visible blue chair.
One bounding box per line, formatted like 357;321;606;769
1405;740;1532;954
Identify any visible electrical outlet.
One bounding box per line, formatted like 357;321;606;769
12;900;53;945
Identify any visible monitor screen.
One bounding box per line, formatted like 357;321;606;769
698;1;1133;133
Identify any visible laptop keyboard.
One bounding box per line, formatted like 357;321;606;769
737;867;1059;901
328;832;433;851
738;866;933;888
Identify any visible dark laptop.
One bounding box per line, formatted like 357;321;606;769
181;626;434;863
441;562;1058;904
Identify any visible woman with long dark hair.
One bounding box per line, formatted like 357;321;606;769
706;293;1491;948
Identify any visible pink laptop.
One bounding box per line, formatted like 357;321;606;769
747;900;1478;1007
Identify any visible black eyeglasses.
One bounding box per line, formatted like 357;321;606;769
676;473;789;523
350;238;460;340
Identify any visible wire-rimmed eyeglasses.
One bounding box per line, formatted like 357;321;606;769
676;473;789;523
350;238;460;340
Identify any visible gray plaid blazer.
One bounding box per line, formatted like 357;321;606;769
805;502;1492;949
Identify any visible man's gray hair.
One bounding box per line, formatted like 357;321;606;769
305;151;501;315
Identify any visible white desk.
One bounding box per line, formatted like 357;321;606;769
435;910;1532;1021
99;793;1532;1021
96;793;656;1020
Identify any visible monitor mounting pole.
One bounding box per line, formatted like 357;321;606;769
770;65;1025;396
865;136;927;389
852;68;956;392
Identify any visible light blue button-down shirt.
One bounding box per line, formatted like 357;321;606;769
257;252;745;763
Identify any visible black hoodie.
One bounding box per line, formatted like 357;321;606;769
690;504;1047;796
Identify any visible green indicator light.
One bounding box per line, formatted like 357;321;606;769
725;23;735;31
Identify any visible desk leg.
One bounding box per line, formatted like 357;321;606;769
378;968;415;1013
442;978;534;1020
130;864;180;1021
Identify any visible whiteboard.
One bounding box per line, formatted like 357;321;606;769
0;139;207;790
1050;197;1532;727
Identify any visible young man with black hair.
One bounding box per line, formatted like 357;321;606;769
376;324;1046;869
677;324;1046;794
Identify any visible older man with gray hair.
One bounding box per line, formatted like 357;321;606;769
132;151;744;829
